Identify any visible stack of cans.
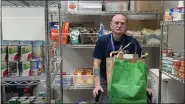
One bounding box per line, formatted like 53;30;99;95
7;96;45;104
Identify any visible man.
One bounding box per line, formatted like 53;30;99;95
92;14;143;97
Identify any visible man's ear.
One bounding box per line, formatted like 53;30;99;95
110;22;112;29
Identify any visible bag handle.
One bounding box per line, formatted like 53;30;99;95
116;41;137;58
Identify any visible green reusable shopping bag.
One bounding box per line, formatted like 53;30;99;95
109;58;147;104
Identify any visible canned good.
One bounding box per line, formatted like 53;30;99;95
34;101;44;104
20;45;32;61
55;99;63;104
8;62;19;77
51;100;55;104
11;97;19;99
8;99;17;104
37;97;44;100
172;60;181;71
163;48;172;57
28;96;36;99
21;100;30;104
19;96;27;99
17;99;25;104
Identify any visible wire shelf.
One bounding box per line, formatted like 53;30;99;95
162;71;184;83
2;0;60;7
63;85;107;90
65;44;160;48
51;11;163;16
160;20;184;26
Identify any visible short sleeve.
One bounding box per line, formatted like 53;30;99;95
93;37;105;60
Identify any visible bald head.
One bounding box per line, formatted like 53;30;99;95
112;14;127;22
110;14;127;40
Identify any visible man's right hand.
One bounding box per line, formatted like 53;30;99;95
93;86;104;97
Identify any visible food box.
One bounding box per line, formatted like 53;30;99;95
104;1;128;11
20;45;32;61
73;75;94;86
134;1;162;11
19;61;31;77
165;8;173;21
1;62;8;77
31;59;44;76
32;41;44;59
8;62;19;77
8;45;19;61
73;67;94;86
78;3;102;12
173;7;184;21
1;45;7;62
62;75;72;87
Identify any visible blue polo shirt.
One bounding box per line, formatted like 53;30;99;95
92;33;142;80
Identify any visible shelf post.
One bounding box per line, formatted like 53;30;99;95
44;0;51;104
158;24;164;104
58;3;63;102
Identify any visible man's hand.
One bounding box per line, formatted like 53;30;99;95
93;86;104;97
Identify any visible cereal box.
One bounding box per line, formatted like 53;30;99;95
32;41;44;59
19;62;31;77
20;45;32;61
8;46;19;61
8;62;19;77
1;62;8;77
1;46;7;62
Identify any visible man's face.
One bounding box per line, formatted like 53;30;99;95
110;15;127;38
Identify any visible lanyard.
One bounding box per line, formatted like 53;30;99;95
110;33;124;51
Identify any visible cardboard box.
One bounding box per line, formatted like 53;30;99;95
135;1;163;11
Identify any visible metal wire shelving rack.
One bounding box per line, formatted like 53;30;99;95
1;1;62;104
1;0;165;104
158;20;184;103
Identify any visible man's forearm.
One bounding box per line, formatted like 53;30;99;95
93;67;101;87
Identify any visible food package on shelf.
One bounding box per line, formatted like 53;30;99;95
8;62;19;77
19;61;31;77
32;41;44;59
78;3;102;12
67;1;78;12
31;59;43;76
126;30;143;46
19;45;32;61
8;45;19;61
134;1;162;11
1;45;7;62
63;74;72;87
179;58;184;79
73;67;94;86
50;41;58;57
165;8;174;21
104;1;129;11
68;22;97;45
1;61;8;77
141;28;161;45
173;7;184;21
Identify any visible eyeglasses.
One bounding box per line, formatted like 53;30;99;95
111;21;126;26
